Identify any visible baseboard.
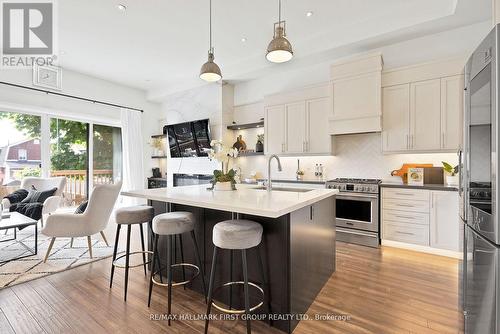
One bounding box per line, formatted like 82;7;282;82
381;240;463;259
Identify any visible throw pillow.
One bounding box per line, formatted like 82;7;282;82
74;200;88;214
14;202;44;221
21;187;57;204
5;189;29;205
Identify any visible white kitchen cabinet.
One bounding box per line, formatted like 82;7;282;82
430;191;460;251
441;75;464;150
264;84;332;155
382;187;461;256
382;84;410;152
306;97;331;153
410;79;441;151
381;59;464;154
285;102;306;154
265;105;286;154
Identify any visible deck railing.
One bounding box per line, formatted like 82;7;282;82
51;169;114;206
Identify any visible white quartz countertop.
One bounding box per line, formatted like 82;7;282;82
122;184;338;218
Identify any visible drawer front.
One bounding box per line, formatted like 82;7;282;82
383;221;429;246
383;209;429;225
382;188;429;201
383;198;430;213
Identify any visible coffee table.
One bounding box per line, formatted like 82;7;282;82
0;212;38;263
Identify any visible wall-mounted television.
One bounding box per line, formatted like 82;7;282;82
165;119;211;158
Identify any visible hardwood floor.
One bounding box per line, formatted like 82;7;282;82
0;231;463;334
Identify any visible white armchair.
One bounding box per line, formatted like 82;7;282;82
41;181;122;262
1;176;67;226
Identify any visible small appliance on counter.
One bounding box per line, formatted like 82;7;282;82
326;178;381;247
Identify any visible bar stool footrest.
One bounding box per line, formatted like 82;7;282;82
112;250;153;269
212;281;264;314
152;263;200;287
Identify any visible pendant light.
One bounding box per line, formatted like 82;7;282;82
266;0;293;63
200;0;222;82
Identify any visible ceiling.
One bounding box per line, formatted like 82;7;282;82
57;0;491;100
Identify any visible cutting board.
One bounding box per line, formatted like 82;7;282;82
391;163;434;183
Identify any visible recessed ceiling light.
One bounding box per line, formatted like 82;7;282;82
241;37;247;42
60;50;67;55
117;4;127;11
306;11;313;17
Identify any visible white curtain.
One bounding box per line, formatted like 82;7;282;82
120;108;145;205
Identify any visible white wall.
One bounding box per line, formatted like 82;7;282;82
0;67;161;183
235;133;458;183
233;21;490;105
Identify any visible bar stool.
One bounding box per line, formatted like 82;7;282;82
110;205;154;301
205;219;270;334
148;211;207;326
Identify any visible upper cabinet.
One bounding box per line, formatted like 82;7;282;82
382;58;465;153
264;84;333;155
329;53;383;135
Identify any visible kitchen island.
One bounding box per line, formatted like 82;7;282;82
122;184;338;333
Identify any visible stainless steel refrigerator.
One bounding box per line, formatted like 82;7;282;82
461;24;500;334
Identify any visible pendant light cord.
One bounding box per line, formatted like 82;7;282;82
278;0;281;27
209;0;212;52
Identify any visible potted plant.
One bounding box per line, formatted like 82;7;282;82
208;140;239;191
256;134;264;153
442;161;459;186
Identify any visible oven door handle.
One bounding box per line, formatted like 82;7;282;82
335;193;378;200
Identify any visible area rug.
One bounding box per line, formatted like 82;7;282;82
0;227;114;288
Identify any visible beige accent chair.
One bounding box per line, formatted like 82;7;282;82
41;181;122;262
1;176;67;226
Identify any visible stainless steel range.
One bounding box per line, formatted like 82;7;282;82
326;178;381;247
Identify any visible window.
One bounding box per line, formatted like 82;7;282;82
18;149;27;160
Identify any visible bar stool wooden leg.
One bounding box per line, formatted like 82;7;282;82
167;235;173;326
139;223;147;276
257;246;272;325
191;230;207;300
124;224;131;301
204;246;218;334
242;249;251;334
148;233;158;307
110;225;121;288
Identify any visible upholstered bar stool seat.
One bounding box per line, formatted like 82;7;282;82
152;212;194;235
116;206;154;225
213;220;263;250
205;219;270;334
148;211;207;326
110;205;154;301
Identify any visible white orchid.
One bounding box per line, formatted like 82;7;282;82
207;140;239;174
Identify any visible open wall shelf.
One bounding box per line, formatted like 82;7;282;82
227;120;264;130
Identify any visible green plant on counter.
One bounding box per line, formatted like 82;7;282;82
442;161;459;176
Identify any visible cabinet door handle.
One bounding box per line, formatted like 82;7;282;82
406;135;409;149
411;135;414;149
394;192;414;196
395;203;415;207
310;205;314;220
442;133;446;148
281;143;285;152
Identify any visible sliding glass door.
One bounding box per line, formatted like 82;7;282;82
50;118;89;207
93;124;122;185
1;110;123;208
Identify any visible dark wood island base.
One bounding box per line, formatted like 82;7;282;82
148;197;335;333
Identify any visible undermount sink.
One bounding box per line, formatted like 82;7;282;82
251;186;313;193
